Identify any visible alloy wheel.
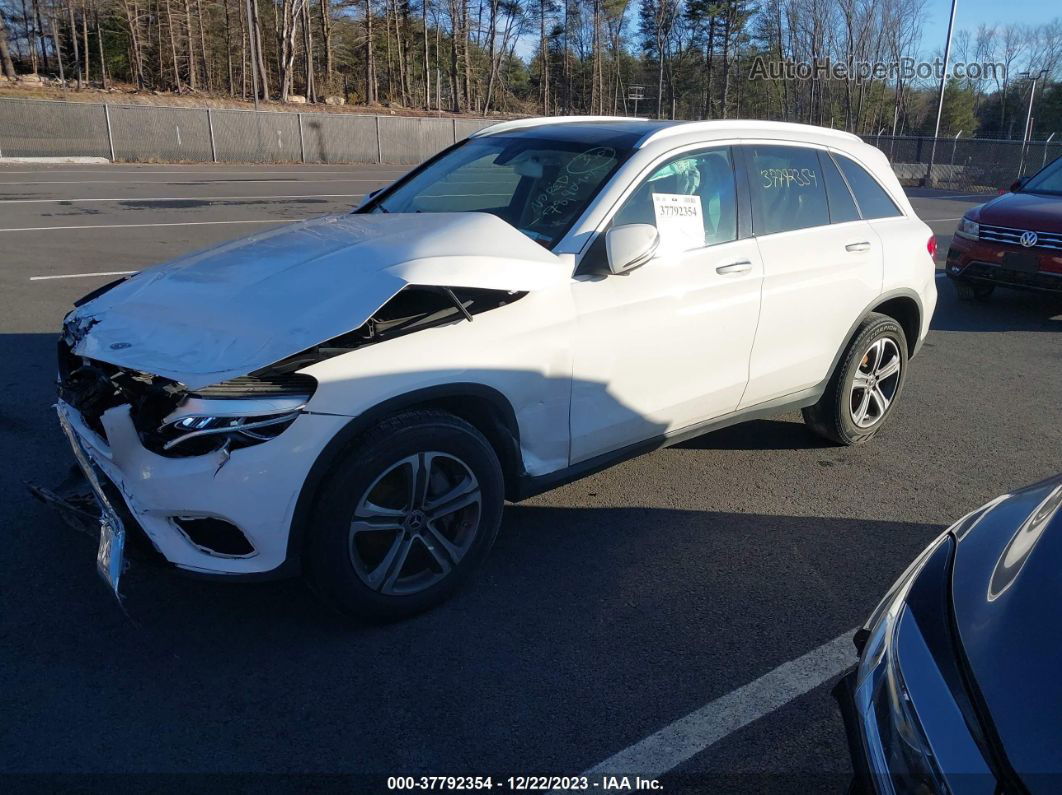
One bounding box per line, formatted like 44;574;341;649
348;452;482;596
849;338;902;428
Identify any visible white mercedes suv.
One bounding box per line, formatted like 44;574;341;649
49;118;937;619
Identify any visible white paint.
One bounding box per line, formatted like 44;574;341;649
30;270;137;281
581;630;857;778
923;217;963;224
0;218;298;232
0;156;111;164
0;192;363;204
569;236;764;461
741;216;886;407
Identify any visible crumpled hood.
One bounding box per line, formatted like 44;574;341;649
949;475;1062;783
66;212;565;389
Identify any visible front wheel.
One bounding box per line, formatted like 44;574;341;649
304;410;504;621
803;313;909;446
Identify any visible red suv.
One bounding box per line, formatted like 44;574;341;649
946;156;1062;300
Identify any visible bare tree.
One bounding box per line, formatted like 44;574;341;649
0;11;17;79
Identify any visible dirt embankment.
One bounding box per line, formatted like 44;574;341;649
0;75;526;120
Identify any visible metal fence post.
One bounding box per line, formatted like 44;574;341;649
375;116;383;164
104;104;115;161
207;108;217;163
453;118;458;143
297;112;306;163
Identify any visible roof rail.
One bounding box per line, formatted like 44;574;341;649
637;120;863;147
470;115;644;138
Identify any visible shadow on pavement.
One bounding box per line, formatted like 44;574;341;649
931;278;1062;333
673;418;827;452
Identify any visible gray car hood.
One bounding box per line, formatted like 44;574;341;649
66;212;566;389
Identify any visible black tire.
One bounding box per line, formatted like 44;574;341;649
954;280;994;301
304;409;504;621
802;313;909;446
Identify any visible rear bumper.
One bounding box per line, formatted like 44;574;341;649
946;235;1062;294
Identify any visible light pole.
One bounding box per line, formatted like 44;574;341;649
1017;69;1048;177
925;0;958;187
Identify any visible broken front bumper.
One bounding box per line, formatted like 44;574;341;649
53;399;349;578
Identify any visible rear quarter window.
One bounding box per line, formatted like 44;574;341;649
833;154;902;219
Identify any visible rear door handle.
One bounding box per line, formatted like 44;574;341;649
845;241;872;253
716;259;752;275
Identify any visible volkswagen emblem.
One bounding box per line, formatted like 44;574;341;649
1019;231;1038;248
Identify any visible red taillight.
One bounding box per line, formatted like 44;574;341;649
927;235;938;258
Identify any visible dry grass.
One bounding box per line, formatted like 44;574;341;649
0;76;528;120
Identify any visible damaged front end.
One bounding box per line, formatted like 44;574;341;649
36;281;526;593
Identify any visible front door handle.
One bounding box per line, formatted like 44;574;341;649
845;241;872;253
716;259;752;275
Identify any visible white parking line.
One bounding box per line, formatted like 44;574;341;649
2;218;298;232
579;630;857;779
924;217;962;224
0;168;409;176
3;178;388;186
918;192;994;200
30;270;137;281
0;193;362;204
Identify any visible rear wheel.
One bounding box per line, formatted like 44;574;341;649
803;313;908;446
305;410;504;621
954;280;995;301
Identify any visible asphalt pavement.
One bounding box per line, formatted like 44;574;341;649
1;164;1059;792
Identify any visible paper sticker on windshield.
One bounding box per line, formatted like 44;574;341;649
652;193;704;248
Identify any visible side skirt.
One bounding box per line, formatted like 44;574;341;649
511;387;823;502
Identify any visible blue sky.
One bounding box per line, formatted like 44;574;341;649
921;0;1056;57
510;1;1057;63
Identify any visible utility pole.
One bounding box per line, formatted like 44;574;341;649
925;0;958;188
1017;70;1048;178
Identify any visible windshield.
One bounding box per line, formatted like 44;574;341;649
1021;157;1062;195
366;136;630;248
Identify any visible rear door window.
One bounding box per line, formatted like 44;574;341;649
743;145;830;235
832;154;902;219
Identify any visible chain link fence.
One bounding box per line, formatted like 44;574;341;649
0;97;496;165
864;134;1062;192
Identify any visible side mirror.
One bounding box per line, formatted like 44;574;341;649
605;224;660;275
1009;177;1027;192
358;187;383;209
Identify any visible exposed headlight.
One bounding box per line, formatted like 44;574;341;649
954;217;979;240
148;395;308;456
854;534;951;795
